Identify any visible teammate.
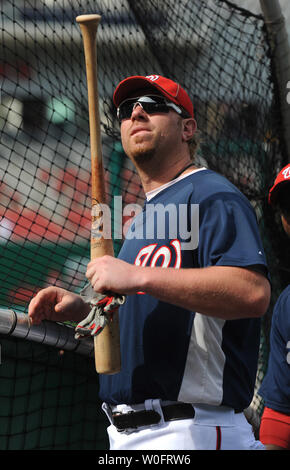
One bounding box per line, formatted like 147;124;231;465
28;75;271;450
258;164;290;450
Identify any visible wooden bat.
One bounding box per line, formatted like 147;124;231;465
76;14;121;374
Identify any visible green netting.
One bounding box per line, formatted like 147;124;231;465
0;336;108;450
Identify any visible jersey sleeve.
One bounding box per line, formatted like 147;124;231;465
258;287;290;413
197;192;268;273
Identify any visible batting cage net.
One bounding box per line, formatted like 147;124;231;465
0;0;289;450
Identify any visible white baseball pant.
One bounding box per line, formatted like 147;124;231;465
102;400;265;450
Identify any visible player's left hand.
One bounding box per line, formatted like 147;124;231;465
86;255;142;295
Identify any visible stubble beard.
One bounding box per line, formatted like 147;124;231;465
129;140;157;166
131;148;156;165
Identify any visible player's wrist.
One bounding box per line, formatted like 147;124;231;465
134;266;151;293
68;294;91;322
136;265;165;294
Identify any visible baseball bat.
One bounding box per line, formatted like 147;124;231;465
76;14;121;374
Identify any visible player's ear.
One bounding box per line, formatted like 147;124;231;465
281;213;290;238
182;118;197;142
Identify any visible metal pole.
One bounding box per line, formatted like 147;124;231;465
0;308;94;357
260;0;290;164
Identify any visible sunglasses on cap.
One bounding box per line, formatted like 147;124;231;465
117;95;189;122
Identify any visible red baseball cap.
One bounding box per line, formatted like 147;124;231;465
113;74;194;118
268;163;290;205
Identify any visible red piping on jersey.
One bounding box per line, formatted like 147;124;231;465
216;426;221;450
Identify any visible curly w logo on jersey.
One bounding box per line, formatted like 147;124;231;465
135;240;182;269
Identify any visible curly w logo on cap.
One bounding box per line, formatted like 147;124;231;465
268;164;290;205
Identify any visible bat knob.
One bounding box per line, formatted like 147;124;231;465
76;14;101;25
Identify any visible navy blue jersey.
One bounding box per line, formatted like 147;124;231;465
259;285;290;414
99;169;268;411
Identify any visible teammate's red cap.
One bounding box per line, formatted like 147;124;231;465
113;74;194;118
268;163;290;205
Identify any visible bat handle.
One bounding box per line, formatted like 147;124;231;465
76;15;102;170
76;14;101;29
76;15;101;57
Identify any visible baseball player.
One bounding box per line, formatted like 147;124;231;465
29;75;271;450
258;164;290;450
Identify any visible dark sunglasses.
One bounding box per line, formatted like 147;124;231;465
117;95;188;122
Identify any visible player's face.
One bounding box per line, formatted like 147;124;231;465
119;94;184;164
281;213;290;238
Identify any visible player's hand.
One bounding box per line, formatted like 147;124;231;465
86;255;142;295
28;286;90;325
